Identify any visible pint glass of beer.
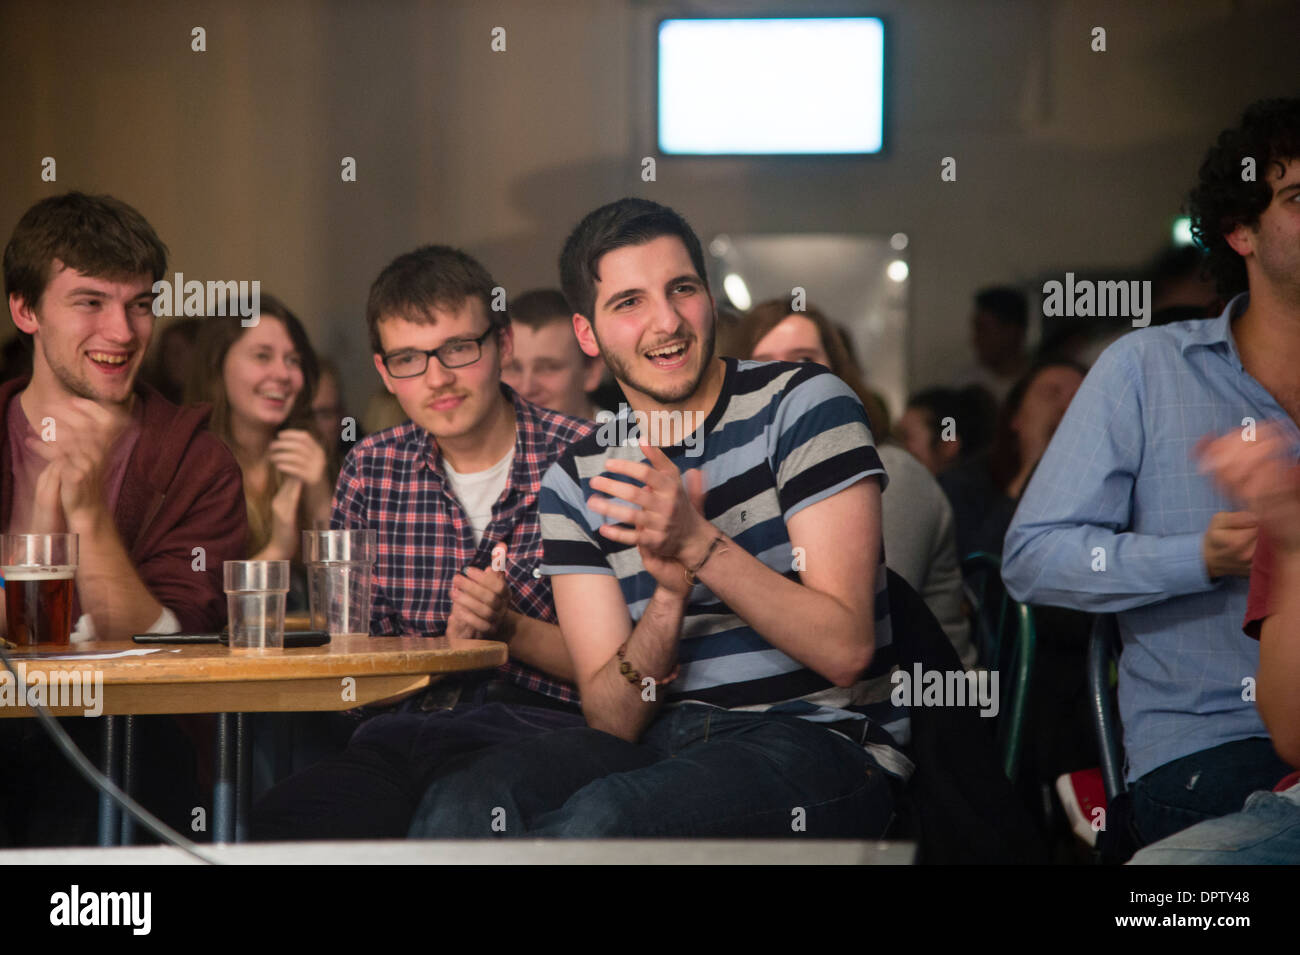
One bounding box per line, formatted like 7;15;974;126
1;533;78;647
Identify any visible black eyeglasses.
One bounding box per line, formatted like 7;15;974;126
380;327;496;378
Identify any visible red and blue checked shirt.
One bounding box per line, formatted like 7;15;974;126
331;384;595;703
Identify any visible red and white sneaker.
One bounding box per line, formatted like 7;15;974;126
1056;768;1108;847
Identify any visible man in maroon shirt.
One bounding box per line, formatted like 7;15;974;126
2;192;246;638
1;192;247;845
1132;422;1300;863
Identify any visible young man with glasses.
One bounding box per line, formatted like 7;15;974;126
252;245;594;840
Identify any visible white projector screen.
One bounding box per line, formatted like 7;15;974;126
658;17;885;156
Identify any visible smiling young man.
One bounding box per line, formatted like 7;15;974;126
1;192;245;642
0;192;246;845
251;245;596;840
409;198;910;839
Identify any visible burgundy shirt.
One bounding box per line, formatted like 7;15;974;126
4;392;142;535
5;393;143;621
1;377;247;635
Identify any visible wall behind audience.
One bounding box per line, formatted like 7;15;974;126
2;0;1296;405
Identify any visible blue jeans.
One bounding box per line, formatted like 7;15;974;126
1129;737;1292;846
408;703;896;838
1130;782;1300;864
251;689;584;840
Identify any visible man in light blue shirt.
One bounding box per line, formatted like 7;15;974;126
1003;97;1300;847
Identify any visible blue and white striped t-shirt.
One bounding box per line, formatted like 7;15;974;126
539;358;911;777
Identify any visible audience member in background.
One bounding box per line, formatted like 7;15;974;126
0;192;246;845
1060;249;1225;368
895;385;996;481
746;296;974;668
954;287;1030;403
975;360;1097;799
1132;422;1300;863
186;295;334;561
410;198;910;839
252;245;593;840
942;360;1087;561
140;316;201;404
1002;97;1300;848
1149;244;1221;315
501;288;604;420
312;357;353;467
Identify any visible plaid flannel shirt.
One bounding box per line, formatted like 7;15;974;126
331;384;595;703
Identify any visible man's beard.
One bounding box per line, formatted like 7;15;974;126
593;323;716;406
41;339;132;404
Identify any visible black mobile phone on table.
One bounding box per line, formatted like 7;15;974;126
132;631;331;647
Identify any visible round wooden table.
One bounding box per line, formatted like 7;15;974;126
0;634;507;844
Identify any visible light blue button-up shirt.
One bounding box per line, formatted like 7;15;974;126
1003;294;1294;782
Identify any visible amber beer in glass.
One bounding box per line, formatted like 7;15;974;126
2;534;78;647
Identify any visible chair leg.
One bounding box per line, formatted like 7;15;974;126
1001;603;1036;783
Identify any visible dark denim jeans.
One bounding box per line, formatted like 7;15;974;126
250;681;584;841
408;703;896;839
1130;736;1293;846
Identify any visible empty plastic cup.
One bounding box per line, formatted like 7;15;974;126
224;560;290;649
302;529;376;636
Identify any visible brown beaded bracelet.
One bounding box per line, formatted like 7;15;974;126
616;639;642;685
615;639;678;688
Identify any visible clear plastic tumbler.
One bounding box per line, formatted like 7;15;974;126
223;560;290;649
302;529;376;636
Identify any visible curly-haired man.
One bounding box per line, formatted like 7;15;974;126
1003;98;1300;849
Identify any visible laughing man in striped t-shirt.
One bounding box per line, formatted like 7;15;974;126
410;199;910;839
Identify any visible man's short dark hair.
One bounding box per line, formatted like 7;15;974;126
508;288;572;330
1188;98;1300;297
974;286;1029;331
3;192;168;320
365;244;503;354
559;198;710;323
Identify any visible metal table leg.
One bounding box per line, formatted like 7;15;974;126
273;712;293;784
213;712;235;843
118;715;136;845
96;715;121;847
235;712;251;842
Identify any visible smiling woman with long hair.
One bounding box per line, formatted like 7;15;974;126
185;294;335;560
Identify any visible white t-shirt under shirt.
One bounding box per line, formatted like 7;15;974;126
443;447;514;547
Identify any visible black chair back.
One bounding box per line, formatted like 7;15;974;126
886;569;1048;863
1088;614;1127;801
